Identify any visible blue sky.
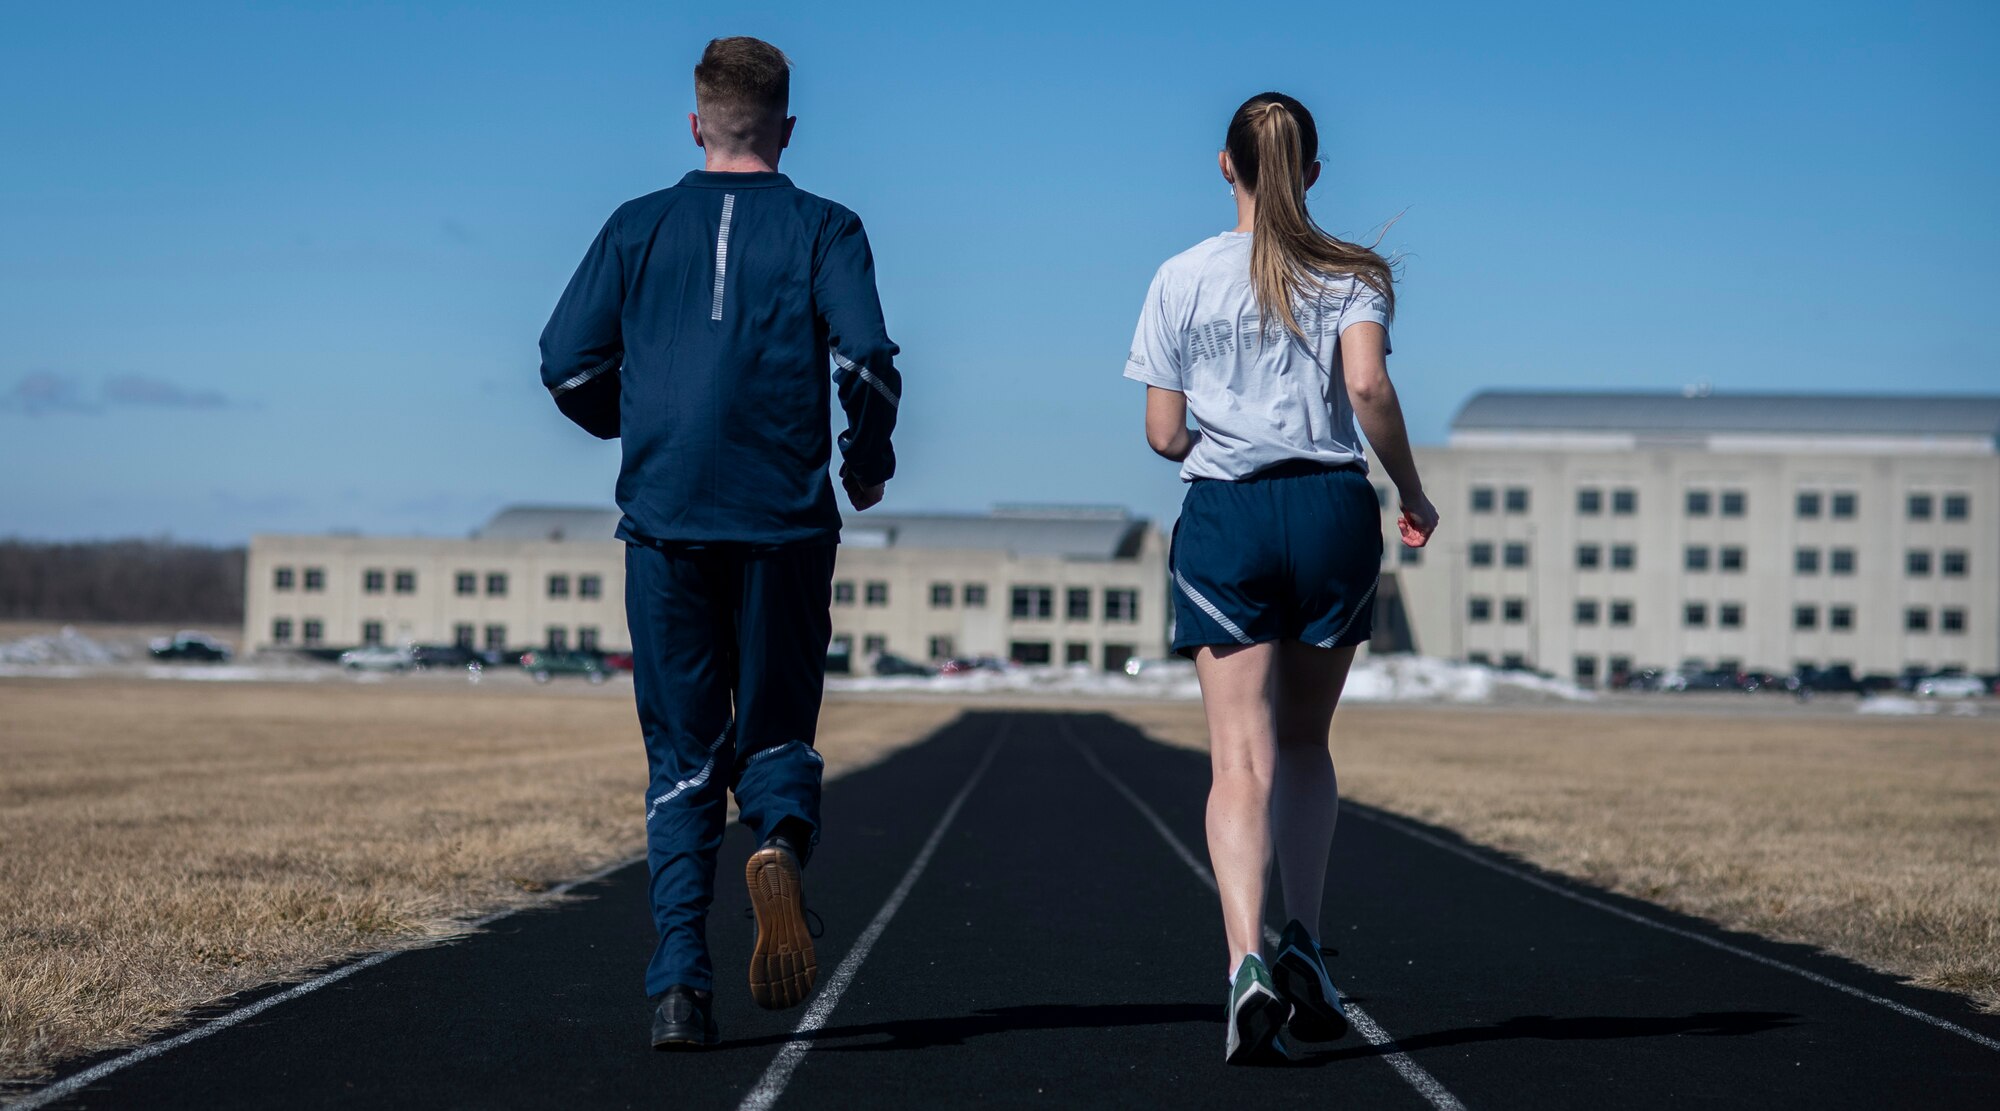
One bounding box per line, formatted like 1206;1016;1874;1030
2;0;1994;543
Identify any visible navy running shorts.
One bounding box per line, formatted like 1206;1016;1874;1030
1170;461;1383;656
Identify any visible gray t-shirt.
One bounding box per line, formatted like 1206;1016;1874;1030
1123;231;1391;482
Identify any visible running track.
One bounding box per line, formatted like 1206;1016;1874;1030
17;711;2000;1109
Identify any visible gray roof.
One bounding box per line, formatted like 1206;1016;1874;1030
472;504;1151;559
1452;390;2000;440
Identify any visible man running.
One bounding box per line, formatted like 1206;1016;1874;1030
538;35;902;1050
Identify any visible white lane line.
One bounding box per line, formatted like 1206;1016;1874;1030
4;854;647;1111
738;729;1007;1111
1064;723;1468;1111
1349;808;2000;1054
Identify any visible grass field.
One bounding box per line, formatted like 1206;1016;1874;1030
2;676;1996;1087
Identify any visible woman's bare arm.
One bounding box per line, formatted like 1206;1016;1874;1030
1145;386;1199;461
1340;322;1439;546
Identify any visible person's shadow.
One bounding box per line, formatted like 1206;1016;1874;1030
723;1004;1798;1059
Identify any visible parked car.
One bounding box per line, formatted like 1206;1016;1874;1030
1787;665;1861;696
339;645;415;672
939;656;1009;675
1616;668;1669;691
1916;674;1987;699
872;653;934;678
519;650;609;684
600;651;635;672
149;631;232;662
410;644;483;673
1738;671;1784;693
1858;672;1900;694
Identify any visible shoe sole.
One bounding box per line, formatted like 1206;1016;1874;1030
651;1030;715;1051
746;846;817;1010
1272;946;1350;1043
1225;987;1289;1065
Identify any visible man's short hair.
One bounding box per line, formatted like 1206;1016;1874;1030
694;37;791;149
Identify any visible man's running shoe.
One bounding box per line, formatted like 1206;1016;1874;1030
1272;918;1349;1043
746;835;818;1010
651;985;719;1049
1224;953;1291;1065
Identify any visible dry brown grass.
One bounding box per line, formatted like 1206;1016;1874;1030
0;677;959;1086
1111;700;2000;1015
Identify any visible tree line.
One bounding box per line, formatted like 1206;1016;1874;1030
0;540;245;623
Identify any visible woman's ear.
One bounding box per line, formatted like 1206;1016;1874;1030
1304;160;1322;190
1218;149;1235;186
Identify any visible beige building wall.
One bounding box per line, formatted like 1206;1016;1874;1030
1367;437;1999;680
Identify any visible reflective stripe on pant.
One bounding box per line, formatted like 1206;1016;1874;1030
624;539;834;996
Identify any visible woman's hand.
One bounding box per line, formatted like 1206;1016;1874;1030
1397;493;1439;548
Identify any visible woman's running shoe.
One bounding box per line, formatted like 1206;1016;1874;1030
1272;919;1349;1043
1225;953;1291;1064
746;835;818;1010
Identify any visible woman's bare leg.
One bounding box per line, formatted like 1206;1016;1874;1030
1195;642;1280;976
1271;643;1356;936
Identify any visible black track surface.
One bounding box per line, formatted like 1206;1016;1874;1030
30;711;2000;1109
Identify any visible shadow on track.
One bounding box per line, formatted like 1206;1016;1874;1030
724;1002;1220;1052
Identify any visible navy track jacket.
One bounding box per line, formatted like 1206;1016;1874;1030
539;170;901;546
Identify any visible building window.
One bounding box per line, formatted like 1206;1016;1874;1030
393;570;416;594
1399;544;1423;566
1467;652;1493;666
1611;545;1635;571
1943;493;1969;521
1832;492;1857;519
1470;487;1495;513
864;634;887;656
930;583;954;609
1719;603;1743;629
1504;487;1530;514
1609;600;1634;626
577;627;599;652
546;627;567;652
1830;548;1856;575
1103;644;1136;673
1829;607;1853;632
1574;599;1599;626
362;620;384;645
456;572;477;596
1011;586;1053;619
1067;587;1091;621
1501;653;1528;670
963;583;988;608
453;623;474;649
1612;488;1637;515
303;619;324;646
274;567;295;591
1469;542;1495;568
1576;488;1602;515
1104;589;1139;622
1942;550;1967;577
1905;608;1930;633
578;574;602;599
929;635;955;660
1685;490;1711;517
1608;655;1633;679
1010;641;1052;665
548;574;570;599
1576;544;1601;571
1065;642;1091;665
1719;546;1745;572
1684;602;1708;628
1574;655;1599;686
1504;542;1529;569
1720;490;1746;517
1790;605;1816;631
1684;546;1710;573
1503;597;1527;624
1941;608;1966;634
1794;548;1820;575
1907;493;1933;521
484;624;506;652
486;572;508;597
833;581;856;605
1906;550;1932;577
363;569;385;594
1467;597;1492;623
865;581;889;606
272;618;293;644
304;568;325;592
1795;491;1822;519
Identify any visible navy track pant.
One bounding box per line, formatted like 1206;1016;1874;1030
624;539;835;996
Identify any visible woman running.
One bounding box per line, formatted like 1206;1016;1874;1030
1123;91;1439;1064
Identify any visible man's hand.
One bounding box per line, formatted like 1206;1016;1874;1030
1397;493;1439;548
845;475;886;512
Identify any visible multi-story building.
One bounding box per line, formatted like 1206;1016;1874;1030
1371;390;2000;683
244;505;1169;670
